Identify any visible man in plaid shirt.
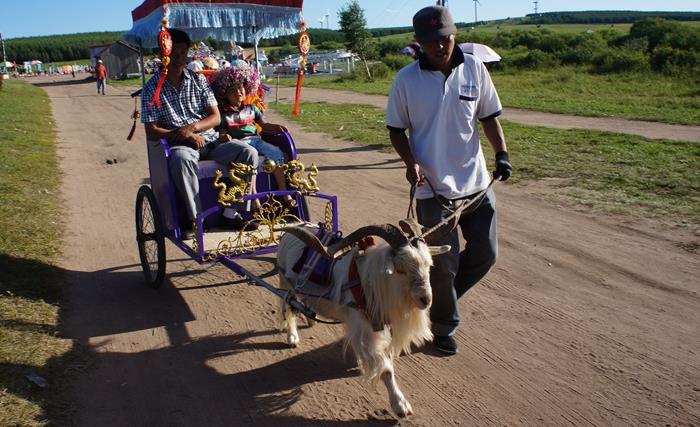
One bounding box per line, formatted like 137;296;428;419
141;29;258;236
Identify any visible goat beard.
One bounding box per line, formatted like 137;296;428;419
365;281;433;357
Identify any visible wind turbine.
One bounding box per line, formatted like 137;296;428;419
473;0;481;26
318;12;330;29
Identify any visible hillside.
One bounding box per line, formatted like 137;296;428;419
5;31;125;63
524;10;700;25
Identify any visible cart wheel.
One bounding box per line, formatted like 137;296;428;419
135;185;166;288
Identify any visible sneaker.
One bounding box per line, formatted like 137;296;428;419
181;228;196;240
180;220;209;240
433;335;458;355
220;215;259;231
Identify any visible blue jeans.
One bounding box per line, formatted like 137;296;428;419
96;78;105;94
416;190;498;337
241;135;286;164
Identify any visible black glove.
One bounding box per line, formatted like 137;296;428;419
494;151;512;181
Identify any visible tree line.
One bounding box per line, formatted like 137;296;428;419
4;32;124;63
524;11;700;25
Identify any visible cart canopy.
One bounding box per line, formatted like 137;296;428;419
124;0;304;48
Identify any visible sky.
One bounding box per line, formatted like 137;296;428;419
1;0;699;39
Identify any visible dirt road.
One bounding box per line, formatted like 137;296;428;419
271;86;700;143
42;75;699;426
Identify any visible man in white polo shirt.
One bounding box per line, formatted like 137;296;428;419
386;5;512;355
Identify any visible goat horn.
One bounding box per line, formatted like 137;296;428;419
398;218;423;238
327;224;409;256
279;226;333;258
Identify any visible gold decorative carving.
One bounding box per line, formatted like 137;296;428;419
324;200;334;230
195;195;303;261
283;159;320;194
213;163;256;206
261;158;277;174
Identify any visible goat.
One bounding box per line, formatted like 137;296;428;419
276;219;450;418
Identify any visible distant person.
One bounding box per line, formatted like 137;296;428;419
399;42;422;59
225;40;239;62
95;59;107;95
140;28;259;237
386;5;512;356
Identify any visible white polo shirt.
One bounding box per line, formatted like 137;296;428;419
386;50;502;200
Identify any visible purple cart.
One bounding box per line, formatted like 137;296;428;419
134;132;339;315
125;0;336;317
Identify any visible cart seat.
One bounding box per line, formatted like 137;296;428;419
197;160;231;180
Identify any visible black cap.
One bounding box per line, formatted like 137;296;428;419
413;5;457;43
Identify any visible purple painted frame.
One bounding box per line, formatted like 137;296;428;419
145;133;339;265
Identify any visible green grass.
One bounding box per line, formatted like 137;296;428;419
275;74;393;95
0;80;72;426
493;67;700;125
378;20;700;40
272;66;700;125
109;74;153;88
270;102;700;226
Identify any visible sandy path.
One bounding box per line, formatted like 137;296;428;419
40;74;699;426
270;86;700;142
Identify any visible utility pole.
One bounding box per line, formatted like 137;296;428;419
533;1;539;15
0;33;6;64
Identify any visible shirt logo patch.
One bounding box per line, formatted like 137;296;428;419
460;83;478;101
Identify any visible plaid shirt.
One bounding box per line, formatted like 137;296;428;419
141;68;218;142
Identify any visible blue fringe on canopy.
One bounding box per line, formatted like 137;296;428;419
124;3;302;47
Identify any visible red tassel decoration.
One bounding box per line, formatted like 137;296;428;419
150;21;172;108
292;24;310;117
126;98;139;141
292;69;304;116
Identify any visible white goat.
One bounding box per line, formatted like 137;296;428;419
276;220;450;418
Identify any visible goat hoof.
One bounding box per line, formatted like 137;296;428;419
287;334;299;347
392;399;413;418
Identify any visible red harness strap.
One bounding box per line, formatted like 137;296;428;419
347;236;376;311
348;257;366;309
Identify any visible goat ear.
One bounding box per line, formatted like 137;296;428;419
398;218;422;238
428;245;451;255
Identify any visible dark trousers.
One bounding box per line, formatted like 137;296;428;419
416;189;497;337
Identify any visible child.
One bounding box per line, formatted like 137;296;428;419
210;64;295;211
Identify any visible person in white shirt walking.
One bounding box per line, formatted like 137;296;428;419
386;5;512;355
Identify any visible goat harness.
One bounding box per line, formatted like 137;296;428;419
281;226;381;328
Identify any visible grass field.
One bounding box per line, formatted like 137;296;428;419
273;66;700;125
377;20;700;41
0;80;72;426
270;102;700;226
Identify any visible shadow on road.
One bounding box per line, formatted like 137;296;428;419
296;145;404;171
1;253;398;425
31;77;93;88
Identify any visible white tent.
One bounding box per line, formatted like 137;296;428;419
459;43;501;63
